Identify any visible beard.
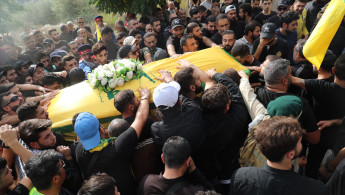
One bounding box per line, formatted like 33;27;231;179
195;84;203;94
224;44;232;53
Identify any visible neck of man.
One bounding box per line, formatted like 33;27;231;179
245;16;252;24
334;76;345;87
121;111;135;119
266;83;288;93
53;40;60;44
267;159;292;171
279;27;288;36
38;185;61;195
317;69;332;80
244;34;254;44
163;166;186;179
263;9;271;15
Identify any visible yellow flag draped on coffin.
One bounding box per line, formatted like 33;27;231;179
303;0;345;69
48;47;248;141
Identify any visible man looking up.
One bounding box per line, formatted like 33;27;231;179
166;19;185;58
229;116;328;195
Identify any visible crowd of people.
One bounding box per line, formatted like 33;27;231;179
0;0;345;194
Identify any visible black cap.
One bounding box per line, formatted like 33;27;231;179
28;63;44;77
50;50;68;59
171;19;184;30
43;38;53;45
77;44;92;53
278;0;289;7
13;60;32;71
260;23;276;39
95;15;103;20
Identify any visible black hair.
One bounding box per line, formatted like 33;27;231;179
17;101;40;121
174;67;196;96
180;35;194;47
42;73;64;87
129;29;141;37
334;54;345;80
101;26;114;36
162;136;191;168
244;20;260;35
186;22;199;34
0;157;7;176
231;44;250;58
0;82;15;94
320;50;336;72
149;17;160;26
108;119;130;137
216;14;229;25
280;11;299;28
48;29;57;36
92;43;107;56
36;51;50;63
202;83;230;115
69;68;85;85
19;119;53;147
114;89;135;113
198;5;207;12
78;173;117;195
189;7;199;17
116;32;127;41
24;149;61;190
239;3;252;16
206;15;216;24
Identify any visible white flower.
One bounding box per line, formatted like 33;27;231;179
101;78;107;86
90;78;97;87
97;71;104;80
137;64;143;70
105;71;113;78
116;77;125;86
109;79;117;88
129;62;136;69
126;71;133;80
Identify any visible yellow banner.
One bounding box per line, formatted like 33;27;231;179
303;0;345;69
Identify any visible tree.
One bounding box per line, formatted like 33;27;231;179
52;0;99;23
89;0;166;15
0;0;24;34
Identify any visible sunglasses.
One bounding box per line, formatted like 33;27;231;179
278;7;288;11
4;96;19;107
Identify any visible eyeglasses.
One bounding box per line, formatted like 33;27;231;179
278;7;288;11
3;96;19;107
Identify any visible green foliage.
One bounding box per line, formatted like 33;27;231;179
52;0;99;23
89;0;167;15
0;0;24;34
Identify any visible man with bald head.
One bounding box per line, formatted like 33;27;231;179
114;89;153;141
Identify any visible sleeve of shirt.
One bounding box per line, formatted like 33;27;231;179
239;77;267;120
212;73;244;104
8;183;29;195
115;127;138;158
304;79;328;97
166;36;174;46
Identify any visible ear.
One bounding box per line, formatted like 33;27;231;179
286;150;295;160
161;154;165;164
245;54;251;61
189;84;196;92
128;104;135;111
185;156;192;167
99;126;105;134
169;28;173;33
2;106;11;113
30;142;40;149
182;45;187;52
332;67;335;74
52;174;62;184
282;77;288;85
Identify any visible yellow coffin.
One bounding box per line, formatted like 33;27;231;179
48;47;248;141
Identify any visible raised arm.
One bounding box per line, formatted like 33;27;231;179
291;76;306;90
131;88;151;138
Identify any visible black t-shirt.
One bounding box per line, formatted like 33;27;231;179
156;32;166;50
252;38;289;62
254;87;318;133
267;15;281;29
305;79;345;121
254;11;277;25
60;32;74;43
75;127;138;195
124;116;153;142
166;35;183;54
211;32;222;45
55;40;69;52
291;61;317;79
22;48;42;64
202;28;215;38
99;40;119;61
196;37;208;51
230;20;245;40
230;164;328;195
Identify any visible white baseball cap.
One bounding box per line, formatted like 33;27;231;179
153;81;181;107
124;36;138;46
225;5;236;13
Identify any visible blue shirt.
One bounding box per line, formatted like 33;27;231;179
276;28;297;64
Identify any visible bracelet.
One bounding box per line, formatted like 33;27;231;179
141;97;148;101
